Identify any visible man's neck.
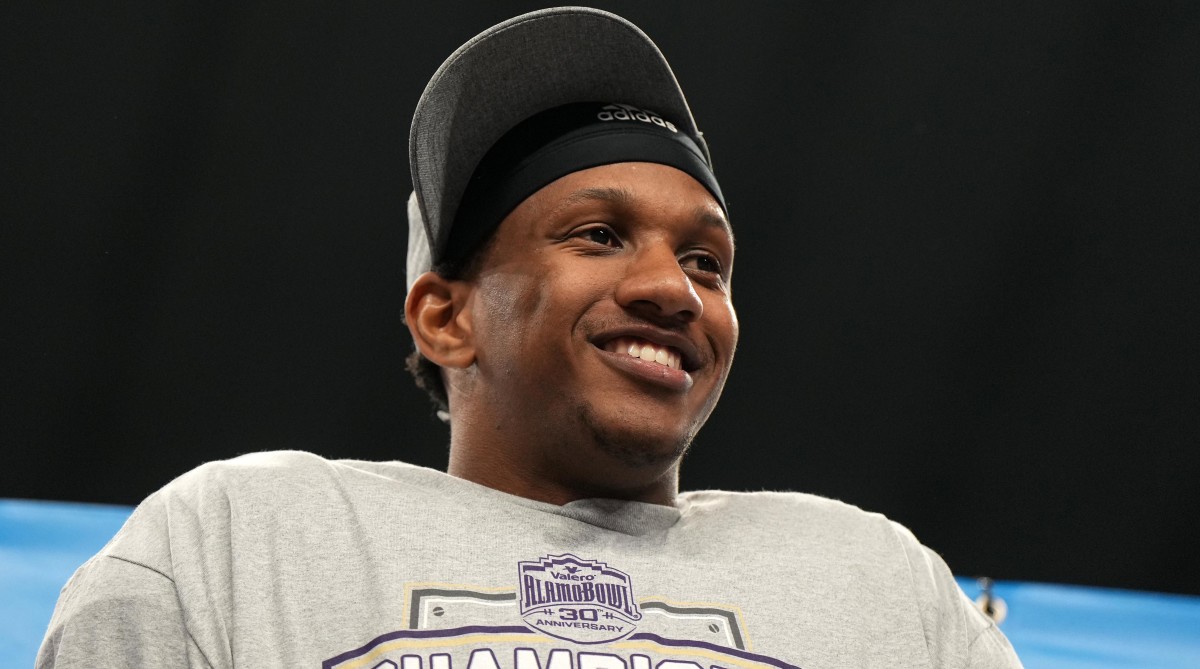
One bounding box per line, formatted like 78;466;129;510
446;437;681;507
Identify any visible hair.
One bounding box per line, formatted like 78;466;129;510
404;235;495;416
405;346;449;414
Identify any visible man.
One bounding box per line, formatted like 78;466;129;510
39;8;1020;668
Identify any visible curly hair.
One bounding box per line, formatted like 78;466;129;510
405;345;450;414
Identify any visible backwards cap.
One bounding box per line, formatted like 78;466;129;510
407;6;715;290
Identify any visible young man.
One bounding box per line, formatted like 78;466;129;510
39;8;1020;668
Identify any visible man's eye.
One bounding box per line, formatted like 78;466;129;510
579;227;619;246
682;253;722;274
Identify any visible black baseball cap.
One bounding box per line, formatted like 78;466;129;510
406;6;717;290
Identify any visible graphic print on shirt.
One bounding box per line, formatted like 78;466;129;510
323;553;798;669
517;553;641;643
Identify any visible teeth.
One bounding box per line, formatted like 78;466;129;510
605;337;683;371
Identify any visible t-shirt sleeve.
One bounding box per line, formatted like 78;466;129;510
966;620;1023;669
36;554;213;668
890;521;1023;669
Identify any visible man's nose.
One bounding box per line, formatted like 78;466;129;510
613;244;704;323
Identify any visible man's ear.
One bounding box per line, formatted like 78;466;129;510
405;271;475;369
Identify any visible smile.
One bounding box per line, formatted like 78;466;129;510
602;337;683;371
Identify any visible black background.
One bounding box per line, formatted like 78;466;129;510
3;2;1198;595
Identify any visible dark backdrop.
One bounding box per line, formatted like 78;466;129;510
3;2;1198;595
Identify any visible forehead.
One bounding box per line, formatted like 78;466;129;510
511;162;732;237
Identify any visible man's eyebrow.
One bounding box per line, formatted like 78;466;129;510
561;186;636;207
695;206;735;245
541;186;635;220
554;185;734;243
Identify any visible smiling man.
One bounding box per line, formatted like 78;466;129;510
39;7;1020;669
411;158;736;506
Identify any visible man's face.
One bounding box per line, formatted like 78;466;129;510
459;162;738;483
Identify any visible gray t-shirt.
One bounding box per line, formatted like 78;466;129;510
37;450;1020;668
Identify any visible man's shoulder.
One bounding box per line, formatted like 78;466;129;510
156;449;425;501
112;452;428;543
682;487;889;521
97;451;439;568
681;488;913;550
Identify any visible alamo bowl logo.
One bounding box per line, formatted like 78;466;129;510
518;553;642;644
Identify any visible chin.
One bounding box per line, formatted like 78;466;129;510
574;402;698;469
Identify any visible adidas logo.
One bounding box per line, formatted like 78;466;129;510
596;103;678;133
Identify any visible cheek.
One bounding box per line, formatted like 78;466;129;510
473;262;581;366
472;255;614;364
726;305;740;352
474;272;543;347
709;298;740;355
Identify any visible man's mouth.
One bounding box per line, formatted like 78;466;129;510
602;337;683;371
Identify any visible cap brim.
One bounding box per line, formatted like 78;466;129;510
408;6;708;265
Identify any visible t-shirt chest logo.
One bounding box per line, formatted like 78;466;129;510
518;553;643;643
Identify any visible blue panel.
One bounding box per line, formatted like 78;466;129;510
0;499;133;667
956;577;1200;668
3;499;1199;668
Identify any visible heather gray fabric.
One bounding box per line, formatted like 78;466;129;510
38;451;1021;669
406;190;429;291
408;7;710;286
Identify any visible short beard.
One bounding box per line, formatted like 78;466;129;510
575;402;694;468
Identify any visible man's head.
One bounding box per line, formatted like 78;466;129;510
403;8;737;503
